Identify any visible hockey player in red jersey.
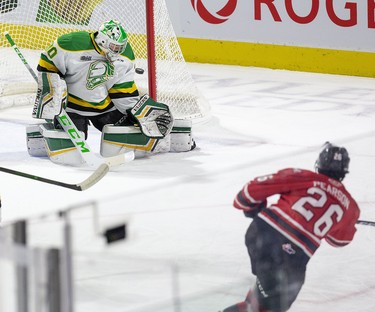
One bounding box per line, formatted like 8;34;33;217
222;142;360;312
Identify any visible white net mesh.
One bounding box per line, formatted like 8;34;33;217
0;0;210;121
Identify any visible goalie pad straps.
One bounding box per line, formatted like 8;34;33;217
131;95;174;138
33;72;67;120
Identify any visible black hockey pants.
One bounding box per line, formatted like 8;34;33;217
245;217;310;312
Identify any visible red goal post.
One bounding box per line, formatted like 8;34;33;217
0;0;210;121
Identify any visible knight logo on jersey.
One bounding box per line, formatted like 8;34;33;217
190;0;237;24
86;61;114;90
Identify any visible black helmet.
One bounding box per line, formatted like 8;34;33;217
315;142;350;181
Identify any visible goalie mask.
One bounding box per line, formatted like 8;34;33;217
315;142;350;181
95;20;128;61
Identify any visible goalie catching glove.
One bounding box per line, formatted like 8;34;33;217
129;95;174;138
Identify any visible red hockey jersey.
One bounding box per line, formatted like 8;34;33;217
234;168;360;257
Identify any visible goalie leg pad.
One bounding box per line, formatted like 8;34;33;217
26;124;48;157
33;72;67;120
101;124;170;159
170;119;195;152
39;123;85;166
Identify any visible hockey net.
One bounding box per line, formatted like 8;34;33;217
0;0;210;121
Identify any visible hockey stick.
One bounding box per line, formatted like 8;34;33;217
3;31;134;168
3;31;38;82
356;220;375;227
0;164;109;191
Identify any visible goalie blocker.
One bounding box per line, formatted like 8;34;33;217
33;72;67;120
27;93;195;166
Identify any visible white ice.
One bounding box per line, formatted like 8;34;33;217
0;63;375;312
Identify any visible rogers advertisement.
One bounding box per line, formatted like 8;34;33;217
166;0;375;52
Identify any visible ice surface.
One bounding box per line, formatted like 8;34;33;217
0;63;375;311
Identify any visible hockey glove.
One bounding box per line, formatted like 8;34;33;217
131;95;174;138
243;200;267;218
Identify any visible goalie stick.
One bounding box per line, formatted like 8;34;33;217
3;31;38;82
0;164;109;191
3;31;134;168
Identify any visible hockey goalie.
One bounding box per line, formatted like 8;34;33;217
26;20;196;166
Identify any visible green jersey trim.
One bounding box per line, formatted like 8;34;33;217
57;31;95;52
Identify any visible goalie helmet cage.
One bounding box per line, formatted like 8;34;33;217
0;0;210;122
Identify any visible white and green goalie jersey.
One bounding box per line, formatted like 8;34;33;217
37;31;140;116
